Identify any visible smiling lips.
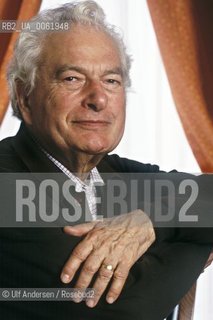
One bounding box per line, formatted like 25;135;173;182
72;120;111;129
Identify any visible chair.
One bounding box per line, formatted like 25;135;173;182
166;284;196;320
167;251;213;320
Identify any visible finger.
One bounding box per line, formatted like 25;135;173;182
64;222;97;236
86;261;117;308
74;242;110;288
73;253;105;302
105;263;129;304
60;239;93;284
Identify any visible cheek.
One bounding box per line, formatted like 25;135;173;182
47;88;69;111
51;91;82;124
114;96;126;128
38;94;76;131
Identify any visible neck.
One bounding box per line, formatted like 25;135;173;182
51;149;104;180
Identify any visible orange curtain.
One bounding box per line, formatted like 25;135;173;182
0;0;42;125
147;0;213;172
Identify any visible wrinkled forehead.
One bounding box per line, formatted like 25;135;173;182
39;24;122;70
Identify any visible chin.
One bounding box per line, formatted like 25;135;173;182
84;147;109;155
82;143;113;155
81;138;112;154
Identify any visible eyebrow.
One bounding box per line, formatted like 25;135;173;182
103;68;124;77
55;64;124;78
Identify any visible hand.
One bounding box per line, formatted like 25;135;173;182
60;209;155;307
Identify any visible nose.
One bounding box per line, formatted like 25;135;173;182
82;81;107;112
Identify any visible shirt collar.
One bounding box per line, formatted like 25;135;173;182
42;149;104;192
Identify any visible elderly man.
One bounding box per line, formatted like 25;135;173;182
0;1;212;320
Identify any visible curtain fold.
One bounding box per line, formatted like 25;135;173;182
0;0;42;125
147;0;213;172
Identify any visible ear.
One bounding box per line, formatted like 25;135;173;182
15;80;33;125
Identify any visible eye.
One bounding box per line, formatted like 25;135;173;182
107;79;120;84
104;77;122;89
64;76;78;82
63;75;85;89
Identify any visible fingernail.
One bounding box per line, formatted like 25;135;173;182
73;297;82;303
61;273;70;283
107;296;114;304
86;299;95;308
64;226;74;232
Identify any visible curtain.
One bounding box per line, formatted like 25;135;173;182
147;0;213;173
0;0;42;124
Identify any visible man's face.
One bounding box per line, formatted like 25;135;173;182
23;25;126;157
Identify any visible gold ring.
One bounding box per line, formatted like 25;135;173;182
103;264;113;271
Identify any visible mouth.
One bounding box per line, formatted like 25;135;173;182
72;120;111;129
